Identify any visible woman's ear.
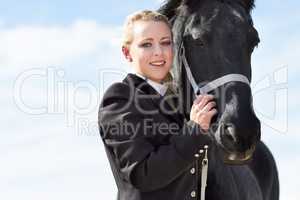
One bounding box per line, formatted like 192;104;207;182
122;46;133;62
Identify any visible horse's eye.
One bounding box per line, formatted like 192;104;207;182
184;33;206;47
189;29;207;46
248;27;260;51
188;33;205;47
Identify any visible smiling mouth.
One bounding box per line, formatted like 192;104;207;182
150;61;166;67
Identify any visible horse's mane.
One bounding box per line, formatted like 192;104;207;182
158;0;255;19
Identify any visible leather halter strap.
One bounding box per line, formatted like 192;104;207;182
180;43;250;95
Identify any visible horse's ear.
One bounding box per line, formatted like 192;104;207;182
158;0;201;17
158;0;183;19
241;0;255;13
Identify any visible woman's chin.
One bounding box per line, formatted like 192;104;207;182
148;74;168;83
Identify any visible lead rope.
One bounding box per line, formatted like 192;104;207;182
200;145;209;200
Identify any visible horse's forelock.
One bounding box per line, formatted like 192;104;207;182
157;0;202;18
158;0;182;19
158;0;255;19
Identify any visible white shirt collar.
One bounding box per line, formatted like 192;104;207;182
135;73;168;96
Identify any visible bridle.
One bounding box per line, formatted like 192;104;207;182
179;42;251;200
180;42;250;95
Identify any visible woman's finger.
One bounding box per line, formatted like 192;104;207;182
203;101;216;112
193;95;203;105
208;108;218;117
197;94;214;109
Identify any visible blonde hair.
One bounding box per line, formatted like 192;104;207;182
122;10;172;49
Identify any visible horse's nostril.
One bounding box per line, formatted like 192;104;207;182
224;126;237;143
220;123;238;151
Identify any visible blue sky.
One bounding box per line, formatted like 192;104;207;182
0;0;299;199
0;0;160;26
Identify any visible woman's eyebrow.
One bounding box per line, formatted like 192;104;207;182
141;38;154;42
161;36;171;40
139;36;171;43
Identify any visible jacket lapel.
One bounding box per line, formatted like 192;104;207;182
123;73;183;126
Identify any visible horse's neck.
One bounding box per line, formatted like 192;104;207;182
207;145;263;200
207;145;240;200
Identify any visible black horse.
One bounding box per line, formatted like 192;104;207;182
158;0;279;199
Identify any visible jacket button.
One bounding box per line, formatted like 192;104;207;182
194;153;200;158
190;167;195;174
191;191;196;198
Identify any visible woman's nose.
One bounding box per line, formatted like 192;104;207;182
153;44;163;56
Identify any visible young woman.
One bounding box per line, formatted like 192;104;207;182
98;10;217;200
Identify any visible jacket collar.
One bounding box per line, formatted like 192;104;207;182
134;73;168;96
123;73;183;126
123;73;161;97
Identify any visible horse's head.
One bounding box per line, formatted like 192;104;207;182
160;0;261;164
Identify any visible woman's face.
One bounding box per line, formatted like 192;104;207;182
124;20;173;83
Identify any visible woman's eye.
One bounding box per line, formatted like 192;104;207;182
161;41;172;46
139;42;152;48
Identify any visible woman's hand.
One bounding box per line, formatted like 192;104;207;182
190;94;218;131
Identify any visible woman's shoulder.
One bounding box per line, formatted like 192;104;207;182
102;81;131;101
99;75;144;123
101;73;145;101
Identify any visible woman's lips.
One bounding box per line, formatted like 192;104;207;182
149;61;166;67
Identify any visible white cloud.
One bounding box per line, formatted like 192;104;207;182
0;124;117;200
0;20;126;78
